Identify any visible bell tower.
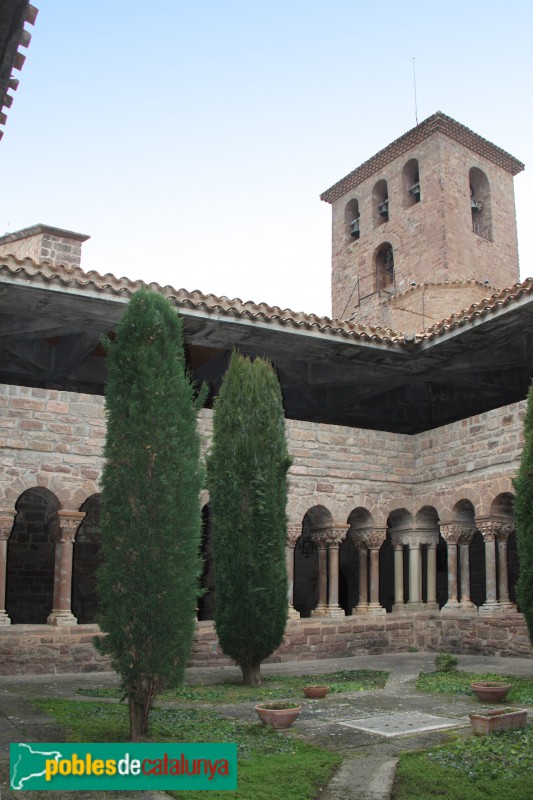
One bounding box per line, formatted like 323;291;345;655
321;113;524;331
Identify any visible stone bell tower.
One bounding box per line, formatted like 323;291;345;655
321;112;524;331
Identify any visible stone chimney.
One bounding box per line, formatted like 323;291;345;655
0;223;90;267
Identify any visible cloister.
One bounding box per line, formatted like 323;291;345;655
0;484;519;631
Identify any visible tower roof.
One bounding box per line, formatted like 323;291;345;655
320;112;525;205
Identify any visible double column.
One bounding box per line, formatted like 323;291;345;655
353;527;386;616
47;510;85;626
440;523;476;612
390;530;438;612
0;509;15;625
311;523;349;618
475;517;516;615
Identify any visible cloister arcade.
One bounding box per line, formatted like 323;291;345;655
0;487;519;628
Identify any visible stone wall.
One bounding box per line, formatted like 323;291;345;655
0;382;530;674
0;615;530;675
1;384;523;522
0;384;106;510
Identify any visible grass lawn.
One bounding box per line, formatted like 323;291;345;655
34;698;341;800
393;726;533;800
416;670;533;705
77;668;388;704
393;669;533;799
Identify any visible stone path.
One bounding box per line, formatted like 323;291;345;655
1;652;532;799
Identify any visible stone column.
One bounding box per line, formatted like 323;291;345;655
47;510;85;626
476;517;503;615
311;524;348;618
0;510;15;625
408;539;423;609
426;542;438;609
458;527;476;610
311;531;329;617
353;539;369;614
391;534;405;612
440;523;462;612
286;525;301;619
496;523;517;612
360;528;386;616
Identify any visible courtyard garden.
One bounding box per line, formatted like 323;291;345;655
11;665;529;800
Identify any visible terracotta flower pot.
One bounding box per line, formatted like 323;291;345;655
254;702;302;729
469;707;527;735
302;685;329;699
470;681;512;702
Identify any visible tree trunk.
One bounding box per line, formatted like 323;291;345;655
128;693;152;741
241;662;261;686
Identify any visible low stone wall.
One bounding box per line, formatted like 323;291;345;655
1;614;530;675
0;624;111;675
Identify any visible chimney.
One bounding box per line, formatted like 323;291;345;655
0;223;90;268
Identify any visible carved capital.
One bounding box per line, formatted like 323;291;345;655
57;511;86;543
312;524;347;548
475;516;501;542
439;523;463;544
390;532;406;549
0;510;16;541
458;526;477;545
359;527;387;550
286;525;302;548
495;520;515;542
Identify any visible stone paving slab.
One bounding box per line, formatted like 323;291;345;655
340;710;468;737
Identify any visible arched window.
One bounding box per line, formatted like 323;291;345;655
373;179;389;226
6;488;59;624
403;158;420;206
344;198;360;241
375;242;395;292
469;167;492;241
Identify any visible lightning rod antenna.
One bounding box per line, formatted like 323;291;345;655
412;57;419;125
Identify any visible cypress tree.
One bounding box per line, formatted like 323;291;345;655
97;288;203;740
514;384;533;644
207;352;291;686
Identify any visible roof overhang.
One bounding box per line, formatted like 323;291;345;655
1;259;533;434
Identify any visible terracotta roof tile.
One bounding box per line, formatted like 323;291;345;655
2;253;531;350
320;112;524;205
0;2;38;140
0;254;404;346
419;279;533;340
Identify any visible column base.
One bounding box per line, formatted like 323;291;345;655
460;600;477;611
425;601;439;611
352;604;369;614
0;610;11;626
392;603;407;613
47;610;77;626
479;602;505;616
311;604;329;617
405;601;426;612
312;604;344;618
287;605;300;620
499;602;518;613
366;603;386;616
441;600;462;613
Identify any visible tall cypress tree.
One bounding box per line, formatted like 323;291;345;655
514;384;533;644
97;288;203;740
207;352;291;686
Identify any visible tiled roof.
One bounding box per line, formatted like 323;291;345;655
1;253;532;349
320;112;525;204
420;279;533;341
0;254;403;346
0;2;37;140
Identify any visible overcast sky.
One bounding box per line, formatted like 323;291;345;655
2;1;532;318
